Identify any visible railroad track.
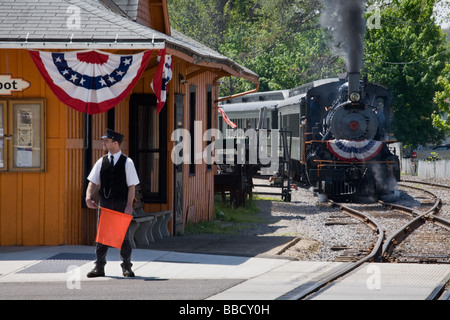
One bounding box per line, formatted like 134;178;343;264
287;179;450;300
387;180;450;264
381;184;448;262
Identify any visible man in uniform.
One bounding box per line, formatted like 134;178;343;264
85;129;140;278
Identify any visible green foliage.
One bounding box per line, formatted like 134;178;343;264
168;0;343;94
433;62;450;132
426;151;441;162
364;0;449;147
242;29;345;91
168;0;225;51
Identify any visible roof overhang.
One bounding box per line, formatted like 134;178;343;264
0;38;165;50
166;45;259;85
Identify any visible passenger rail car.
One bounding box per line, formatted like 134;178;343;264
218;90;288;135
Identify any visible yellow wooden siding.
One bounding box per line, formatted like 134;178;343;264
0;49;65;245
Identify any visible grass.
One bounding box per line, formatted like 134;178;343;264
184;195;272;235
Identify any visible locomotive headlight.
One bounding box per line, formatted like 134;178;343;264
349;92;361;102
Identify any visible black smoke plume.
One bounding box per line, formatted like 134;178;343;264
320;0;366;73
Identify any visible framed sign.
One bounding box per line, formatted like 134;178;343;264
0;99;46;172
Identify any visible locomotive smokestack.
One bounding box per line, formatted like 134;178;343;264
348;72;360;101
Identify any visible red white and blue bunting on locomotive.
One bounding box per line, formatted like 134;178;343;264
327;139;383;161
28;49;170;115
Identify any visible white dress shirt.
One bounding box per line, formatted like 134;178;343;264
87;150;140;187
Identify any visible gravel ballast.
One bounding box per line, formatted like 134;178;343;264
247;175;449;262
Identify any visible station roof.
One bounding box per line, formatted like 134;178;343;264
0;0;258;83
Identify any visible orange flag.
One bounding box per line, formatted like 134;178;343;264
95;207;133;249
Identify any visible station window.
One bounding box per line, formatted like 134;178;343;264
0;99;46;172
206;86;212;171
129;94;167;203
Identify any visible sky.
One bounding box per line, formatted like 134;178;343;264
434;1;449;29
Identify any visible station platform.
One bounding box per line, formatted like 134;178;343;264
0;244;449;300
0;245;342;300
309;262;450;300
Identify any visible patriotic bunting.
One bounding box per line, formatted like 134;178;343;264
218;107;237;129
151;48;173;114
29;50;153;115
327;139;383;161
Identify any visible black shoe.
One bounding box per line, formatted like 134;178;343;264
87;267;105;278
121;264;135;278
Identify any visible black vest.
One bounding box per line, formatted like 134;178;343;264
100;154;128;212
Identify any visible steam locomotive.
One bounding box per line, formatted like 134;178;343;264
219;73;400;201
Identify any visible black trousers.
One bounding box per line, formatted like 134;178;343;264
95;201;132;269
94;240;132;269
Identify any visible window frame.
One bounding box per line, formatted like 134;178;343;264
129;94;167;203
0;99;46;172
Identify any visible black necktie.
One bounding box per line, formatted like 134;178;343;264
110;155;114;166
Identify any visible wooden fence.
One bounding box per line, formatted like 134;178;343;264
401;158;450;179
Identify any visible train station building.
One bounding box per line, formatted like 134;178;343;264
0;0;259;246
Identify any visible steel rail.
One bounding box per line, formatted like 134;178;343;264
398;180;450;230
381;183;444;260
397;182;439;199
279;201;385;300
379;202;419;217
330;201;385;262
400;179;450;190
426;215;450;231
398;179;450;231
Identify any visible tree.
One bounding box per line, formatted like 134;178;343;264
168;0;343;95
364;0;449;147
168;0;225;51
433;62;450;133
242;28;344;91
218;0;346;93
